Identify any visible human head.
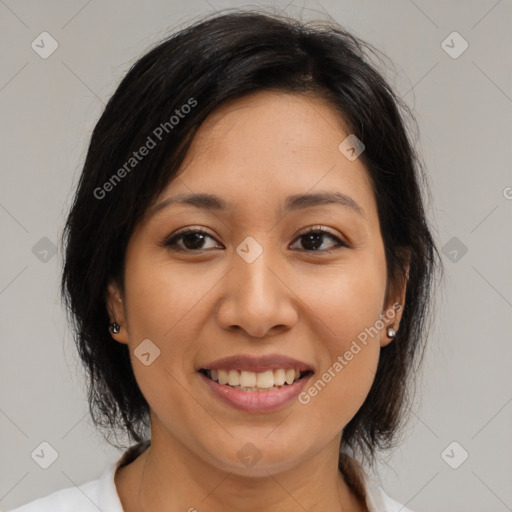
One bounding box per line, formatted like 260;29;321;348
60;9;442;475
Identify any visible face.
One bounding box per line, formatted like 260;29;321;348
107;90;407;477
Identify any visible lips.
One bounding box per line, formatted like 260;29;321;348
197;354;314;411
198;370;313;412
199;353;315;373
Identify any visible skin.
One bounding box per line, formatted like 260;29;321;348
106;90;408;512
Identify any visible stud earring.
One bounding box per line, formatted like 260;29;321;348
110;322;121;334
386;326;397;338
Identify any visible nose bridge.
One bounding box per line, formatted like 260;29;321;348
217;234;297;337
234;235;280;309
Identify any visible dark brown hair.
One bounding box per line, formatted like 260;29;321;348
60;8;443;486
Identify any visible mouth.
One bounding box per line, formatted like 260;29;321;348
198;368;314;412
197;354;315;412
198;368;314;392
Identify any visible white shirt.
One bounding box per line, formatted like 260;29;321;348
9;442;413;512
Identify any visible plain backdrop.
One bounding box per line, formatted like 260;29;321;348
1;1;511;511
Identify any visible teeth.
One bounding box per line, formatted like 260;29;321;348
228;369;240;386
256;370;274;389
273;369;286;386
218;369;229;385
240;370;256;387
230;386;281;392
207;368;307;389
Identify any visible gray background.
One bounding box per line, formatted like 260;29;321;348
1;1;511;511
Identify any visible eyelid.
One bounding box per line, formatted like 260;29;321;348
295;224;343;239
291;225;348;250
164;226;222;250
171;225;216;238
164;225;349;252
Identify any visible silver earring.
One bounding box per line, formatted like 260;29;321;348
110;322;120;334
386;326;396;338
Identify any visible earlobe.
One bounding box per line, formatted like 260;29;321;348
105;281;129;344
109;322;121;334
380;260;409;348
379;304;402;348
380;324;398;348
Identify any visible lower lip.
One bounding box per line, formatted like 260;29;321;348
199;372;313;413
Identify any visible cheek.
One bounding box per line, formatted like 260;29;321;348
290;255;386;431
296;268;385;434
120;257;204;401
296;346;380;441
123;250;216;343
292;252;387;343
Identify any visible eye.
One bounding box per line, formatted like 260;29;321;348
163;226;348;253
290;226;348;253
164;227;222;252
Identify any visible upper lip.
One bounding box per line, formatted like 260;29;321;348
199;354;314;373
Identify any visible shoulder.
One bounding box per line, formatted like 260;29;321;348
8;478;102;512
8;442;152;512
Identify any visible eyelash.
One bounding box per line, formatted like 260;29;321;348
163;226;348;254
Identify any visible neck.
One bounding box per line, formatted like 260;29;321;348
116;425;367;512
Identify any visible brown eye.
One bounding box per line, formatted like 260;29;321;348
163;226;348;254
291;227;347;253
164;228;222;252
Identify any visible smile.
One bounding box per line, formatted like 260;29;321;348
200;368;311;391
198;368;314;412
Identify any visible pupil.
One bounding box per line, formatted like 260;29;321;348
304;233;322;250
183;233;204;249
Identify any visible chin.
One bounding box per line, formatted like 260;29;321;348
201;438;310;477
216;453;305;478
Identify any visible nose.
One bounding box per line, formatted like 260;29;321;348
216;243;298;338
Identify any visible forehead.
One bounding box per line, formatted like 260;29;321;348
151;91;378;228
184;90;352;168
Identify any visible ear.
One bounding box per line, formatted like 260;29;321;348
380;252;410;348
105;280;129;345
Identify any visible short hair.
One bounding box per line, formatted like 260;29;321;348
60;7;443;482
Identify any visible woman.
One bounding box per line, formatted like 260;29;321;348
12;9;442;512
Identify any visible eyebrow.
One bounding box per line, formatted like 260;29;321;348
149;191;365;218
